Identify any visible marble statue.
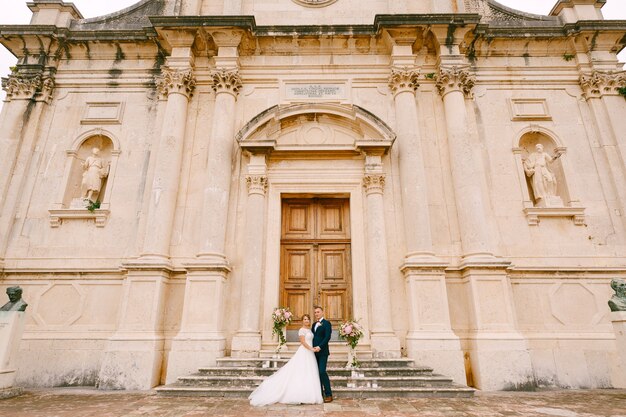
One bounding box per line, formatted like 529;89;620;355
523;144;563;207
0;286;28;312
609;279;626;312
81;148;109;202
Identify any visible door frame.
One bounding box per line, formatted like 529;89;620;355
279;197;353;331
261;178;370;346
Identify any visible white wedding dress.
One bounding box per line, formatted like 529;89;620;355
249;328;323;406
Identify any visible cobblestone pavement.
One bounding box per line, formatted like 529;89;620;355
0;389;625;417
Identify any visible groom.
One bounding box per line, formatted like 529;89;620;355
312;305;333;403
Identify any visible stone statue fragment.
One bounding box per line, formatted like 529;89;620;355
609;279;626;312
0;286;28;312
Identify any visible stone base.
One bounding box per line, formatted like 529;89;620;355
0;311;26;390
370;333;402;358
165;336;226;384
467;335;534;391
406;334;466;385
610;311;626;388
97;338;164;390
0;386;23;399
230;332;261;358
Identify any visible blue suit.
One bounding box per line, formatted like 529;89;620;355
312;318;332;397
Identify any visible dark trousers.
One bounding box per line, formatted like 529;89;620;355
316;354;332;397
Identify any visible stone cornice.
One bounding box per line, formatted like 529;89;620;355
579;70;626;99
211;69;242;97
388;67;420;96
155;67;196;100
435;66;475;98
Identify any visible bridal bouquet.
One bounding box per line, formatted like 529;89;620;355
272;307;293;352
339;319;364;368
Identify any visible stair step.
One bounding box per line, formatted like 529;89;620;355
176;374;454;388
155;385;474;398
215;357;420;369
197;366;436;377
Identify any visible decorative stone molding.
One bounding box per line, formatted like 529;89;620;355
155;67;196;100
524;207;585;226
2;73;55;102
211;69;242;97
435;66;475;98
579;71;626;100
49;208;110;228
245;175;268;196
363;174;386;195
388;67;420;96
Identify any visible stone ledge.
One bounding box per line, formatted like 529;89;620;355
524;206;585;226
49;209;110;228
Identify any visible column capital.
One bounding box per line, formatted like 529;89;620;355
2;72;55;102
388;67;420;96
155;67;196;100
579;70;626;100
245;175;268;196
435;66;475;98
211;68;243;98
363;174;386;195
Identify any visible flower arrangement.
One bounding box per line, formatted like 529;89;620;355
339;319;364;368
272;307;293;352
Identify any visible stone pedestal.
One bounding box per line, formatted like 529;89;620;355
165;266;228;383
0;311;26;397
610;311;626;388
98;265;169;390
462;264;534;391
402;264;466;384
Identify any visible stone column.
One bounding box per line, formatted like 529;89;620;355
436;66;494;261
579;71;626;234
231;153;269;356
167;37;243;379
196;68;242;264
436;63;533;390
141;66;196;260
362;151;401;358
0;71;55;267
100;36;196;389
610;311;626;388
388;67;465;382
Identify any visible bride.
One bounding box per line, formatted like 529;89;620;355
249;314;323;406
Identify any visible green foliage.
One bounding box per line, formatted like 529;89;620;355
425;72;436;80
86;200;101;212
562;53;575;62
618;87;626;100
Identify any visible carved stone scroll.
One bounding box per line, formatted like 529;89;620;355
388;67;420;96
580;71;626;100
155;67;196;100
436;66;475;98
211;69;243;97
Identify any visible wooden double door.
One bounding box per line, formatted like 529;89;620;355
280;198;352;330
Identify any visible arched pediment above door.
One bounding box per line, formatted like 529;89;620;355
237;103;396;153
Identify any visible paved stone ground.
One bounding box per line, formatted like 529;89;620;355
0;389;625;417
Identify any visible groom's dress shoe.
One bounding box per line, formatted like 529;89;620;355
323;396;333;403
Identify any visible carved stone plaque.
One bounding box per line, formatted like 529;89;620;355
285;83;345;100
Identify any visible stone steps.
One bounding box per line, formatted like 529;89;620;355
156;354;474;398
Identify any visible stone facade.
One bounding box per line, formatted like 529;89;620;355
0;0;625;391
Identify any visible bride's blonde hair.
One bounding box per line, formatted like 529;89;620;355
302;314;311;321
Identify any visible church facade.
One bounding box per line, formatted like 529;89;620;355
0;0;625;391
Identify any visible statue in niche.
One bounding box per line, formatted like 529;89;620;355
608;278;626;312
0;286;28;312
523;144;564;207
81;147;109;202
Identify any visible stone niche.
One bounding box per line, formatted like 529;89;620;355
49;132;119;227
513;130;585;225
